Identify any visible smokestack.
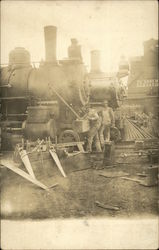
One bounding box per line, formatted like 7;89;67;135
91;50;101;72
44;26;57;62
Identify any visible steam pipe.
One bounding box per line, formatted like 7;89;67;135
44;26;57;62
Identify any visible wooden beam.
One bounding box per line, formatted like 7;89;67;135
49;149;66;178
95;201;120;211
76;143;85;152
120;177;141;183
19;150;36;179
52;141;84;148
0;96;29;100
1;160;48;190
5;114;27;117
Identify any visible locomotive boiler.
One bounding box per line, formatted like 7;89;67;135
0;25;122;149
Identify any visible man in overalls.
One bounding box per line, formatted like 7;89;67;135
99;100;115;144
86;108;102;152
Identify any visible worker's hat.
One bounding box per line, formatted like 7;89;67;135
87;109;99;121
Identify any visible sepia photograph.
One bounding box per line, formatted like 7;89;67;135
0;0;158;249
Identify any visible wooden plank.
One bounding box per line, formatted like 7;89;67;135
72;167;92;172
48;183;59;189
19;150;36;179
0;96;29;100
49;149;66;178
52;141;84;148
99;171;129;178
65;151;81;157
120;177;141;183
0;121;22;125
95;201;119;211
6;114;27;117
37;100;58;105
1;160;48;190
137;173;147;177
0;84;12;88
76;143;85;152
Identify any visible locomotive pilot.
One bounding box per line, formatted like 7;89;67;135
99;100;115;144
86;108;102;152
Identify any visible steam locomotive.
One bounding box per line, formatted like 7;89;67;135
0;25;123;150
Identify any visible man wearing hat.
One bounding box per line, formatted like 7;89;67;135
86;108;102;152
99;100;115;144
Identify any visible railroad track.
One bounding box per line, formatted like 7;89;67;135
124;118;155;141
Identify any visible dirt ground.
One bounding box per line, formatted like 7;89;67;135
0;147;158;220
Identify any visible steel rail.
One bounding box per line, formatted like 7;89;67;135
128;119;153;138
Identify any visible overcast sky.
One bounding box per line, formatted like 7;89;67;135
1;0;158;72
